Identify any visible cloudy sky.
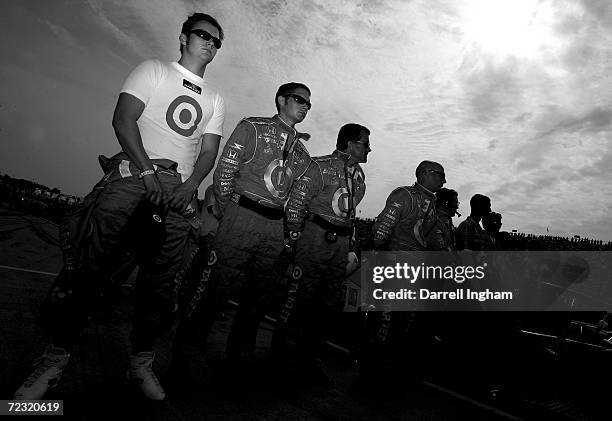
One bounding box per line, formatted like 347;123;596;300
1;0;611;240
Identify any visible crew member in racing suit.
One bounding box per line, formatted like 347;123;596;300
373;161;445;251
276;123;370;387
173;83;312;368
426;187;460;251
361;161;446;385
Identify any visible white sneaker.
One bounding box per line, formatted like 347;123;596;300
14;345;70;400
126;352;166;400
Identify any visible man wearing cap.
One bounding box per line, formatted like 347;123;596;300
276;123;370;386
174;82;312;365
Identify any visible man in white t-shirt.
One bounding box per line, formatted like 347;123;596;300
14;12;225;401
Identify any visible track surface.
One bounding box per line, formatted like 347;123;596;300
0;208;603;420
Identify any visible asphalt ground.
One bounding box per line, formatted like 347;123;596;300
0;207;605;420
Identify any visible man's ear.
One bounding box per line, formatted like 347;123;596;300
179;33;188;47
345;141;355;154
277;95;286;108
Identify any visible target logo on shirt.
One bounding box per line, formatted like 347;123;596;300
165;95;203;137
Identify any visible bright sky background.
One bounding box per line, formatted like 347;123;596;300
1;0;611;240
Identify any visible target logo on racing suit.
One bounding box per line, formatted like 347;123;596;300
332;187;350;218
331;167;364;218
165;95;203;137
264;158;294;199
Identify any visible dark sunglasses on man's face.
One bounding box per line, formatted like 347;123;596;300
284;94;312;110
189;29;222;49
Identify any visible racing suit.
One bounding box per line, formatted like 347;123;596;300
177;115;311;358
363;182;438;382
45;153;200;351
373;183;437;250
426;209;456;251
277;149;365;361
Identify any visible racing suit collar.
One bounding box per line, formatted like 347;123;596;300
273;114;311;143
414;182;436;198
274;114;297;136
332;149;351;164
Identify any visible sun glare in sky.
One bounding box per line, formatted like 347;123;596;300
460;0;558;59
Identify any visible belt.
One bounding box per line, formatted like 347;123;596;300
99;154;180;180
307;213;351;236
230;193;284;220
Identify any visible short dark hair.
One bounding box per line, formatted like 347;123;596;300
470;194;491;211
336;124;370;151
180;13;224;54
275;82;311;112
436;188;458;208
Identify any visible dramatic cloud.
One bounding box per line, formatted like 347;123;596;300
0;0;611;240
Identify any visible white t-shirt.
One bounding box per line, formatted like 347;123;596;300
121;59;225;180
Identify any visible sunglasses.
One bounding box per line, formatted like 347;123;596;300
284;94;312;110
189;29;222;49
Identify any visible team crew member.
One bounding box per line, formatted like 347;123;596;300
362;161;446;385
482;211;502;250
14;12;225;401
278;123;370;386
456;200;511;398
174;83;312;364
373;161;446;250
426;187;460;251
455;194;492;251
